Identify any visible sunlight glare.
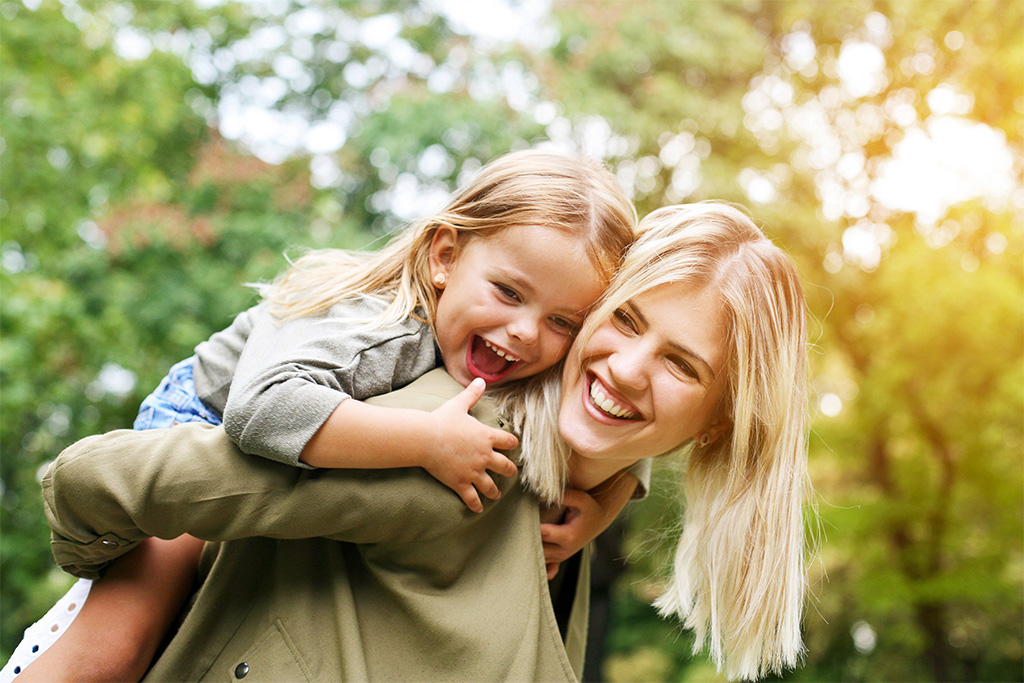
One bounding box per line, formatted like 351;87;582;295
872;117;1015;224
838;42;886;98
820;393;843;418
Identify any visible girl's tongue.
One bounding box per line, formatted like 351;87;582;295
469;336;513;378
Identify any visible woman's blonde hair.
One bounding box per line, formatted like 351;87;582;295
503;201;809;680
260;149;637;326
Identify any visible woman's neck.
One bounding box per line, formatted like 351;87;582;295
566;451;640;492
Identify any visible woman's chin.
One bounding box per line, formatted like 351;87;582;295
558;410;610;461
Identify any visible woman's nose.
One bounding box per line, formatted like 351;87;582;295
606;343;648;390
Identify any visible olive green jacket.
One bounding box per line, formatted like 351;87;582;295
42;370;590;682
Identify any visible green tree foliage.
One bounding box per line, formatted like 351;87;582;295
2;1;1020;680
746;3;1022;680
0;0;349;656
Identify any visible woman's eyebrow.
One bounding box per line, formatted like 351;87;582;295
627;300;716;380
671;341;716;380
625;300;649;327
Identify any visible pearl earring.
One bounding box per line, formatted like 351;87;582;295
433;273;446;287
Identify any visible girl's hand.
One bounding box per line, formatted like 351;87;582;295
426;378;519;513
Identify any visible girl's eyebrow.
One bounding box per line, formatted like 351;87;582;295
625;300;717;380
497;267;589;317
491;265;534;293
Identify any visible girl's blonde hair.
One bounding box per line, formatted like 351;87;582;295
261;150;637;326
504;201;809;680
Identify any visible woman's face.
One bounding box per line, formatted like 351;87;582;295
558;282;731;467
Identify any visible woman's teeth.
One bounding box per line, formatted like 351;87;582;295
484;339;520;362
589;379;637;419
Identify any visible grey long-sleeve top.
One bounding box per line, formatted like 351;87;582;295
192;295;439;467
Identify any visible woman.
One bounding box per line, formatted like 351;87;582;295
507;201;810;679
37;202;809;681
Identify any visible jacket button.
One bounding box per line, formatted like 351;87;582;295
234;662;249;679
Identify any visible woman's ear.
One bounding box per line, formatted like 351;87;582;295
428;224;459;289
700;414;731;447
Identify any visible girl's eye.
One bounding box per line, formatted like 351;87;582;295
494;283;521;302
612;308;637;333
549;316;579;335
668;355;699;380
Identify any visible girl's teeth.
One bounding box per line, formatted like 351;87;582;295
484;339;518;362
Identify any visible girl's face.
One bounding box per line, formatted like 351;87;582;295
558;282;731;468
429;224;604;387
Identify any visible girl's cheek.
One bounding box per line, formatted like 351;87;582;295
558;335;574;358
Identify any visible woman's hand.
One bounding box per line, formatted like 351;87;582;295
540;472;639;579
425;378;519;513
540;489;602;579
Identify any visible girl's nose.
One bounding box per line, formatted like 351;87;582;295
508;314;540;346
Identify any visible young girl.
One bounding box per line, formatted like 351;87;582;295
6;149;639;681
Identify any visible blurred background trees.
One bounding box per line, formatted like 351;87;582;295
2;0;1020;680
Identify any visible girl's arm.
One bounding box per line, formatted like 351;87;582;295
302;379;518;512
540;471;639;579
18;536;203;682
219;299;439;468
222;303;517;511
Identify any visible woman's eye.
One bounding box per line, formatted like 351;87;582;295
668;355;698;380
612;308;637;333
494;284;521;302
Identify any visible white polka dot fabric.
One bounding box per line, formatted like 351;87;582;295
1;579;93;681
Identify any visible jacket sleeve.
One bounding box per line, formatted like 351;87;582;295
43;372;513;579
221;299;436;467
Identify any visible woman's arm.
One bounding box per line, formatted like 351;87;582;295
44;371;513;578
43;424;506;578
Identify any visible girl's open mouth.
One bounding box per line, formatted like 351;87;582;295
466;336;521;383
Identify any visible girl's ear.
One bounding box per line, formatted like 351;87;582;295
428;224;459;288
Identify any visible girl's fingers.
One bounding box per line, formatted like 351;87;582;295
448;378;487;413
490;453;518;478
476;476;501;501
458;486;484;513
491;428;518;452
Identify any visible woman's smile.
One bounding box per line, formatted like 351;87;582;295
585;372;641;421
559;282;731;471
